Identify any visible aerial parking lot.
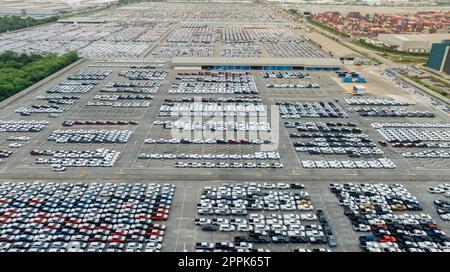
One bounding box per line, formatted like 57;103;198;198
0;1;449;253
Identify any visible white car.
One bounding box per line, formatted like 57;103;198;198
353;224;371;232
219;224;236;232
8;143;21;148
298;204;314;211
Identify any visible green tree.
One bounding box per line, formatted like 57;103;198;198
0;51;79;102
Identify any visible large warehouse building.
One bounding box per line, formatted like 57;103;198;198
427;40;450;75
172;57;343;71
378;33;450;53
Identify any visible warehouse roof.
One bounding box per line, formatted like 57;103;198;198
378;34;450;43
172;57;343;67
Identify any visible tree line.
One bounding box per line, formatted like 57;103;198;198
353;39;430;57
0;16;58;33
0;51;79;102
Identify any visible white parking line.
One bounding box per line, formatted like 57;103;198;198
174;186;187;251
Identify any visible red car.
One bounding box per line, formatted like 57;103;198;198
372;224;388;230
377;235;396;243
30;150;44;155
150;214;168;221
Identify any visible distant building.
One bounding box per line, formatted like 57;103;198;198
426;40;450;75
0;0;118;17
377;34;450;53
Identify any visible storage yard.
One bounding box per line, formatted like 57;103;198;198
0;2;449;253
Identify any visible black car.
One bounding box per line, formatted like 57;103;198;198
234;236;253;243
201;224;219;232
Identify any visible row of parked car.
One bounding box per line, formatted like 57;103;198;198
376;128;450;143
277;101;348;119
30;148;116;158
7;136;30;142
47;129;133;144
60;80;99;86
175;71;254;83
289;130;369;141
391;142;450;148
290;132;373;144
101;81;161;94
402;150;450;159
169;82;258;94
32;148;121;171
195;241;269;252
196;213;317;231
119;69;168;80
36;156;120;171
158;120;271;132
266;83;320;89
68;69;112;80
428;183;450;198
330;183;450;252
432;199;450;221
144;138;272;145
16;105;65;116
301;158;396;169
93;94;153;101
159;101;265;116
0;120;48;132
286;121;359;131
37;95;79;105
139;152;280;160
261;72;310;79
348;107;434;118
47;85;94;94
371;122;450;129
175;161;283;169
197;184;313;215
100;87;160;94
63;120;138;127
195;213;331;245
0;182;174;252
165;96;261;103
345;97;413;106
105;81;161;88
85;101;151;108
296;146;384;157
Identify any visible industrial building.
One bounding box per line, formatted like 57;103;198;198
171;57;343;71
426;40;450;75
377;33;450;53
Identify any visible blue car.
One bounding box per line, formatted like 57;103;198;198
359;235;377;242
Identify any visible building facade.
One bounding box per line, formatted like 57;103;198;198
427;40;450;75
